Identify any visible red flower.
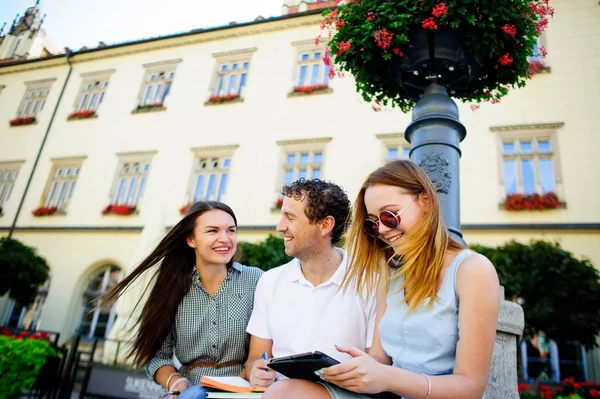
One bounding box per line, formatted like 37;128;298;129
179;203;191;215
32;206;59;216
208;94;241;104
432;3;448;17
274;198;283;209
68;110;96;119
502;24;517;36
9;117;36;126
374;28;394;50
292;84;329;94
102;204;136;216
392;48;404;57
422;17;438;30
498;53;514;66
590;389;600;397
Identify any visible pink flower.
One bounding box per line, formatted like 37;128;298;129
502;24;517;36
432;3;448;17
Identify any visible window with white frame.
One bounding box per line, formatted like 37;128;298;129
527;34;548;68
16;79;55;119
110;153;154;207
74;70;114;113
377;133;411;163
137;59;181;107
4;280;50;331
79;266;123;339
210;48;256;98
0;162;21;212
491;123;564;198
292;40;331;88
277;138;332;187
188;146;238;203
41;158;84;212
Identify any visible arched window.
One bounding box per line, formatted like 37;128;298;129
4;280;50;331
79;266;123;339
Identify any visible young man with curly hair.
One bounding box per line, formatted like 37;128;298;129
244;179;376;394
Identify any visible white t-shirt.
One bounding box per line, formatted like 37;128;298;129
246;248;376;363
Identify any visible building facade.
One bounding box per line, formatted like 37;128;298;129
0;0;599;383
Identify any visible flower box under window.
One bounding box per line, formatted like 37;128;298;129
179;203;191;215
32;206;59;217
67;110;97;121
9;117;36;127
289;84;332;97
102;204;137;216
502;192;565;211
205;94;242;106
131;103;165;114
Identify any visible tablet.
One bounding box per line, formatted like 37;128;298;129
267;351;340;382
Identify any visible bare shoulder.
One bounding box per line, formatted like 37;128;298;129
457;252;500;289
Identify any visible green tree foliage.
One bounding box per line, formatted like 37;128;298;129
471;240;600;348
0;331;58;399
0;237;50;306
237;235;292;272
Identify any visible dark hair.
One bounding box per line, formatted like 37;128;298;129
101;200;238;367
281;178;351;245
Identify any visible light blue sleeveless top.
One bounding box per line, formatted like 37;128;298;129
379;249;474;376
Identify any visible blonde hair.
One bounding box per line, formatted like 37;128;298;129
342;160;465;311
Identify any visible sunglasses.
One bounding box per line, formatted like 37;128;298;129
363;195;419;238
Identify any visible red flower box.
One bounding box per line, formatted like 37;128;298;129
179;202;191;215
503;192;562;211
291;84;330;94
206;94;241;105
67;110;96;120
135;102;164;111
9;117;36;126
102;204;136;216
32;206;58;217
273;197;283;210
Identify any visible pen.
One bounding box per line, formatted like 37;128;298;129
262;352;269;372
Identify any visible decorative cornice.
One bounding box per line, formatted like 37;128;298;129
0;160;26;168
489;122;565;132
80;68;117;78
116;150;159;157
462;223;600;230
191;144;240;153
49;155;88;162
212;47;257;59
376;133;405;140
24;77;57;86
276;137;333;145
142;59;183;69
0;12;325;75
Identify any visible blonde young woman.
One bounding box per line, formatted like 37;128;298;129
265;160;500;399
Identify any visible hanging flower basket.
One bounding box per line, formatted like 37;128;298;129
9;117;36;126
32;206;58;217
205;94;242;105
102;204;137;216
67;110;97;120
502;191;563;211
320;0;553;112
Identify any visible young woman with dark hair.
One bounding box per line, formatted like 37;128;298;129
102;201;263;398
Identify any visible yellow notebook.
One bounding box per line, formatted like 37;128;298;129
201;376;266;393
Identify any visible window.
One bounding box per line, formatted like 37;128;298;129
188;145;238;203
16;78;55;119
527;34;549;70
277;138;332;188
491;123;564;199
377;133;411;163
79;266;123;339
210;48;256;98
501;138;555;195
0;162;21;213
110;153;155;207
73;70;114;114
40;158;84;213
292;39;331;88
136;59;181;108
4;280;50;331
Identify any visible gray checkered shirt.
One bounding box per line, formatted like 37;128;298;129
146;263;263;385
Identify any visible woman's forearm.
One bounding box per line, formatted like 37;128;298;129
155;365;181;390
382;366;483;399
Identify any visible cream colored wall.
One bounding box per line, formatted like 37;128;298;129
0;0;598;344
5;231;139;342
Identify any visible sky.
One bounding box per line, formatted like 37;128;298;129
0;0;284;50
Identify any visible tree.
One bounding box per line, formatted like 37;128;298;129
0;237;50;307
470;240;600;348
237;235;292;272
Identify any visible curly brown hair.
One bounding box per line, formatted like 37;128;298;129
281;178;351;245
